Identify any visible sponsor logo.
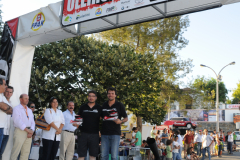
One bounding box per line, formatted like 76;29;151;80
64;16;72;22
31;12;45;31
95;8;102;16
76;13;90;20
121;0;130;5
135;0;144;6
174;122;185;125
106;6;117;12
121;6;130;10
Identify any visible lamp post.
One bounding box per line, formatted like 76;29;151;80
200;62;235;132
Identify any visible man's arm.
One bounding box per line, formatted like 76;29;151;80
0;102;13;114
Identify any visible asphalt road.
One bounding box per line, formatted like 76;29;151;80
203;141;240;160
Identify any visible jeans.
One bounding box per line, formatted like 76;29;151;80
0;129;4;150
218;145;222;156
178;146;182;160
0;135;9;159
222;142;224;151
202;147;210;160
101;135;120;160
227;142;233;154
173;152;180;160
197;142;202;156
234;140;236;145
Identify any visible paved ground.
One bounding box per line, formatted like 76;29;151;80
201;141;240;160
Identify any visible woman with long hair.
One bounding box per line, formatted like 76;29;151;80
42;97;65;160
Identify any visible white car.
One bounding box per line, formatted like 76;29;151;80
234;131;240;140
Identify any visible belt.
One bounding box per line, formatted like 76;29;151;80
26;127;31;129
64;130;74;133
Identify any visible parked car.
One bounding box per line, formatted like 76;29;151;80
164;117;198;129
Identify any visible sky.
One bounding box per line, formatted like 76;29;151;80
2;0;240;99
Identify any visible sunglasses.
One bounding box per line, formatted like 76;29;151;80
30;106;35;108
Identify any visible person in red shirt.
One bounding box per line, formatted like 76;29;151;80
184;130;194;158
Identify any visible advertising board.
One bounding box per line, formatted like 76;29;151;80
62;0;168;26
168;109;225;122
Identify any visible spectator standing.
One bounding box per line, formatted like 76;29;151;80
219;129;225;151
227;131;233;154
172;136;180;160
27;101;36;159
194;130;202;157
0;86;13;159
10;94;35;160
101;87;128;160
59;101;77;160
131;128;136;144
151;126;156;139
201;129;213;160
131;127;141;148
233;132;237;145
215;134;222;157
209;133;215;155
42;97;65;160
166;140;173;160
177;130;183;160
225;131;229;151
161;128;169;145
35;129;43;160
78;91;101;160
0;79;12;159
183;130;193;158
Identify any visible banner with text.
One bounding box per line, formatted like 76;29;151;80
62;0;167;26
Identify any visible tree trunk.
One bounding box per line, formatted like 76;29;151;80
137;116;142;133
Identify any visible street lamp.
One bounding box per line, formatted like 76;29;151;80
200;61;235;132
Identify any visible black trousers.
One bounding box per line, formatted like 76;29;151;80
42;135;60;160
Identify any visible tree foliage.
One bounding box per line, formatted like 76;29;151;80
190;76;228;108
29;36;166;124
232;81;240;102
97;16;193;126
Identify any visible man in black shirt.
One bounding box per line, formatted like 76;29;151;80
77;91;101;160
101;87;128;160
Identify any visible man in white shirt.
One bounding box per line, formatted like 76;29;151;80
0;79;12;160
10;94;35;160
0;86;13;159
59;101;77;160
201;129;213;160
194;130;203;157
177;130;183;160
227;131;233;154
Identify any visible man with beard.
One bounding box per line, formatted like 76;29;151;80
77;91;101;160
101;87;128;160
59;101;77;160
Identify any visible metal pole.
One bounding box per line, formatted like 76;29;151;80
216;78;219;132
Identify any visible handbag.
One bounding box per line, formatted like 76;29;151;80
35;109;52;131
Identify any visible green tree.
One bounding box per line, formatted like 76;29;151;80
231;97;240;104
97;16;193;129
29;36;166;124
191;76;228;109
232;81;240;102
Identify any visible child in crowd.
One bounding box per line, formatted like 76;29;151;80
166;139;173;160
173;136;180;160
186;147;199;160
